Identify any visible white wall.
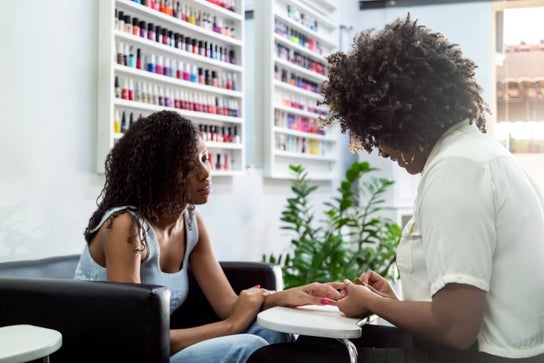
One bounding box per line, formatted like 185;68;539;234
0;0;342;262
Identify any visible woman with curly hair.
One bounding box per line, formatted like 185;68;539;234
74;110;343;362
248;15;544;363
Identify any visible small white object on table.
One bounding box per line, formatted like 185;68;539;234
257;305;363;362
0;324;63;363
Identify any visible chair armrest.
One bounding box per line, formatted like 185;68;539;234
170;261;283;329
0;277;171;363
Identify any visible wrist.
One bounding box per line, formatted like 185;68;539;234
263;290;281;310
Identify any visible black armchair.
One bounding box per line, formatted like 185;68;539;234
0;255;282;363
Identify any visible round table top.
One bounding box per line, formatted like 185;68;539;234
0;324;62;363
257;305;363;339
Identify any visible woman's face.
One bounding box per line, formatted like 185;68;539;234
378;144;423;175
183;136;212;205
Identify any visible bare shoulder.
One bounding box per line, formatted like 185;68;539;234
91;211;145;264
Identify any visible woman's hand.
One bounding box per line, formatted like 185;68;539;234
355;270;399;300
226;287;272;333
336;279;376;318
263;282;343;309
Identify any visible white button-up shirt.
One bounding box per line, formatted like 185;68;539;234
396;121;544;358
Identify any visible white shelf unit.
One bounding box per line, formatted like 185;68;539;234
97;0;245;175
254;0;339;180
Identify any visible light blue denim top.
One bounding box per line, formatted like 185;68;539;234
74;206;198;314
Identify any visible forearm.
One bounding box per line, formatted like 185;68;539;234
367;295;480;349
169;320;236;354
262;290;282;310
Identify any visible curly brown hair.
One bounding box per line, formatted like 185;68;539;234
319;14;489;155
84;110;199;244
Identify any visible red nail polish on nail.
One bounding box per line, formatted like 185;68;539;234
320;299;331;305
253;284;261;289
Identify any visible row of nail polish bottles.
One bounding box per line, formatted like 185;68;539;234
115;75;241;117
116;42;238;91
120;1;237;36
199;124;240;144
115;8;238;66
276;134;327;156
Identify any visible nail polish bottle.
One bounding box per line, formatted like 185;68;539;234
223;153;230;170
114;76;120;98
198;67;204;84
132;17;139;36
162;28;169;45
114;110;121;133
139;20;147;38
147;54;155;73
122;43;129;65
147;22;155;41
205;70;211;86
158;86;164;106
215;154;222;170
177;60;183;79
191;65;197;83
183;63;191;81
163;57;170;77
121;111;128;133
155;25;162;43
124;15;132;34
128;79;134;101
116;10;124;31
128;46;135;68
155;55;163;75
121;78;129;100
152;84;159;105
136;48;142;69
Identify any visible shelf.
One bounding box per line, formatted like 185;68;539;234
274;80;321;100
115;31;243;71
274;34;327;62
255;0;339;180
274;103;326;118
117;0;243;44
273;126;335;141
114;98;243;123
274;57;328;83
275;12;336;49
97;0;245;175
115;65;243;97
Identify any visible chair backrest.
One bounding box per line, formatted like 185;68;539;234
0;254;80;279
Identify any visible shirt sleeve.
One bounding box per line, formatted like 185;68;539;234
417;156;495;296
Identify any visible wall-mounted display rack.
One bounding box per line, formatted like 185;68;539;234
97;0;245;175
254;0;340;180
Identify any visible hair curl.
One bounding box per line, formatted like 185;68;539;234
84;110;199;244
319;14;489;154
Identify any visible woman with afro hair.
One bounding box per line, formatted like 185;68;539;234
248;14;544;363
74;110;343;362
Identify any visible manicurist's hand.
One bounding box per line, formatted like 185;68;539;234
356;270;399;300
336;279;377;318
226;287;272;333
263;282;343;309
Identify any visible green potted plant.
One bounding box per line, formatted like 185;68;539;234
263;161;402;288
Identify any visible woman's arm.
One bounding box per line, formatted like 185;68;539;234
338;281;486;350
188;212;239;318
263;282;343;310
167;212;268;354
90;211;144;283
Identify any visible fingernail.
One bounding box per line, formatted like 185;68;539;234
253;284;261;289
320;299;331;305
